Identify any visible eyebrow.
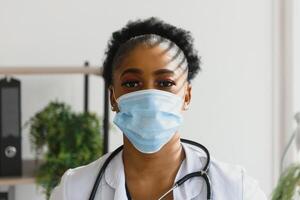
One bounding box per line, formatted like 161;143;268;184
120;67;175;78
120;68;143;77
153;69;175;76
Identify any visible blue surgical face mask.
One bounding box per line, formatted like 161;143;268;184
113;89;184;154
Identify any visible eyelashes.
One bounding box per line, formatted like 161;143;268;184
121;80;141;88
156;80;176;88
121;79;176;89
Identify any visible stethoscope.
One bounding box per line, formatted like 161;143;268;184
88;138;212;200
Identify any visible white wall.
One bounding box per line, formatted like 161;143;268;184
294;0;300;114
0;0;274;199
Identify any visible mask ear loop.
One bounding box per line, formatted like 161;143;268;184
109;86;119;112
184;104;189;110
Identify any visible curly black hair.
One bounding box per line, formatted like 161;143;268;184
102;17;201;85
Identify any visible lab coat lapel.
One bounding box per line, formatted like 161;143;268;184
173;143;206;199
104;150;128;200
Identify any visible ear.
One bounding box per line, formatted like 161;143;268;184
183;84;192;111
109;86;118;112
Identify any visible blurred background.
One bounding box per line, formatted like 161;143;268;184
0;0;299;199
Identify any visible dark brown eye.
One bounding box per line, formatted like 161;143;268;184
157;80;176;88
121;81;141;88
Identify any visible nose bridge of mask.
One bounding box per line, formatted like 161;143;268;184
116;89;184;112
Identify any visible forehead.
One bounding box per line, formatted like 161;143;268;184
114;44;187;75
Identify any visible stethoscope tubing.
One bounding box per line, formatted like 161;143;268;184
89;138;211;200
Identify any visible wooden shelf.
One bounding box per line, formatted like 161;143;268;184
0;67;102;76
0;177;35;186
0;160;41;186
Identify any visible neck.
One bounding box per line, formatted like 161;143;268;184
122;133;185;179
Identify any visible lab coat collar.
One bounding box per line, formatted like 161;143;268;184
104;142;206;200
173;143;205;199
104;150;127;200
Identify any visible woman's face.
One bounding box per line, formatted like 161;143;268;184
110;43;192;111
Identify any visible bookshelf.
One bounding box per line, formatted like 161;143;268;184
0;160;40;186
0;160;41;200
0;65;109;200
0;65;109;154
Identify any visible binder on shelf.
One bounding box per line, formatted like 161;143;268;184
0;78;22;177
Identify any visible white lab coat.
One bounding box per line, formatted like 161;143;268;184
50;143;267;200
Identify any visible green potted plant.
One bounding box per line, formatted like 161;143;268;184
272;164;300;200
27;101;103;199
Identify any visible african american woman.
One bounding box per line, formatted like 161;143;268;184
50;17;267;200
